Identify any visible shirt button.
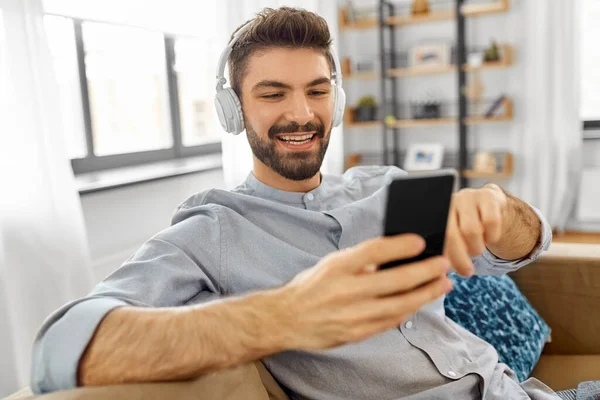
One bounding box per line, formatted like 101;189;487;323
404;321;413;329
307;193;314;201
448;371;457;377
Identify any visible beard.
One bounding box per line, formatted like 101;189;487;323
245;120;330;181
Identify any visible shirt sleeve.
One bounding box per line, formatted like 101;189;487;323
473;206;552;276
30;208;222;394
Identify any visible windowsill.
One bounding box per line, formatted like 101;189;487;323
76;154;223;195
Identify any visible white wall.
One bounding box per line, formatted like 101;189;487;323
81;169;226;281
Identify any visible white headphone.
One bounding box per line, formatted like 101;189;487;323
214;19;346;135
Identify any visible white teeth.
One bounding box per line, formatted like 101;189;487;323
286;139;311;145
279;134;314;141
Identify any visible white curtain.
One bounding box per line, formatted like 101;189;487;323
0;0;95;396
218;0;344;189
518;0;582;231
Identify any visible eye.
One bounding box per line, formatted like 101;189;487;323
309;90;328;97
261;93;283;99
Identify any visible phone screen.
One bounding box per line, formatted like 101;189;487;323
380;171;456;269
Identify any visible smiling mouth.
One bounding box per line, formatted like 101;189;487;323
275;132;317;146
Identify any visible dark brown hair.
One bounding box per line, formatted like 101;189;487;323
228;7;334;99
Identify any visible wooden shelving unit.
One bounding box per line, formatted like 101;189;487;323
341;0;514;185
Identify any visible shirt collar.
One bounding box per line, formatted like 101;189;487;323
243;172;325;204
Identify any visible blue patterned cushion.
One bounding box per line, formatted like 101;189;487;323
444;273;551;382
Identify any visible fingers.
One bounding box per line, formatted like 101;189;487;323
357;256;450;297
445;210;475;277
331;234;426;274
453;193;486;256
346;275;453;338
478;191;503;244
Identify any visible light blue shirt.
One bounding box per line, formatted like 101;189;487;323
31;166;556;399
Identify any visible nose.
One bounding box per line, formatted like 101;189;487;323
285;93;314;127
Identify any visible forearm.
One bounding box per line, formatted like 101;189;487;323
78;290;288;386
485;188;541;261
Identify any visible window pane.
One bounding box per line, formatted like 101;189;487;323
82;22;172;156
175;38;222;147
581;0;600;120
44;15;87;159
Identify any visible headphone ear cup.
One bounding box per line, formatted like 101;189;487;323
332;86;346;127
214;88;244;135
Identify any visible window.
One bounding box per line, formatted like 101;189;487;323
43;4;222;174
174;38;222;147
581;0;600;133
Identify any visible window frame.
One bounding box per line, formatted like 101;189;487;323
58;17;221;175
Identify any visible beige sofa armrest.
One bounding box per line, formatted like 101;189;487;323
509;243;600;355
4;362;288;400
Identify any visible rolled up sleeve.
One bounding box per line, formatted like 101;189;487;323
473;206;552;276
30;209;222;394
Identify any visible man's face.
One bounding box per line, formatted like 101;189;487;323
240;47;334;181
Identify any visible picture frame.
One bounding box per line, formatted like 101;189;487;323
404;143;444;171
410;43;451;68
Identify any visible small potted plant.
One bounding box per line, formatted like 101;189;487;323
355;96;378;122
483;39;500;63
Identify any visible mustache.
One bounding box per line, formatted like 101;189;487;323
268;121;325;139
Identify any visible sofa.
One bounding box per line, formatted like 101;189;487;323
5;242;600;399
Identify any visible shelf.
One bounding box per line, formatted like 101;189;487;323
346;71;379;80
387;44;513;77
389;117;456;128
463;170;513;179
339;8;378;30
339;1;510;31
341;18;378;30
346;120;382;128
345;97;513;129
388;65;456;77
385;10;455;26
465;114;513;124
345;152;514;180
462;0;510;17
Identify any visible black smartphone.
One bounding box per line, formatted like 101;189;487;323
380;170;456;269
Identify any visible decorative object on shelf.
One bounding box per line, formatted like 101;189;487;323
484;95;507;117
410;43;451;69
473;151;497;174
410;93;442;119
467;51;484;68
385;115;397;126
355;96;378;122
344;0;356;23
411;0;430;15
483;39;501;62
354;58;377;73
404;143;444;171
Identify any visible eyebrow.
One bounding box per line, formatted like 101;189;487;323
251;76;331;92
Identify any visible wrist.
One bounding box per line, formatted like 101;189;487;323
224;289;296;361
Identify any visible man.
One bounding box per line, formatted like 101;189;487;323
32;7;558;399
